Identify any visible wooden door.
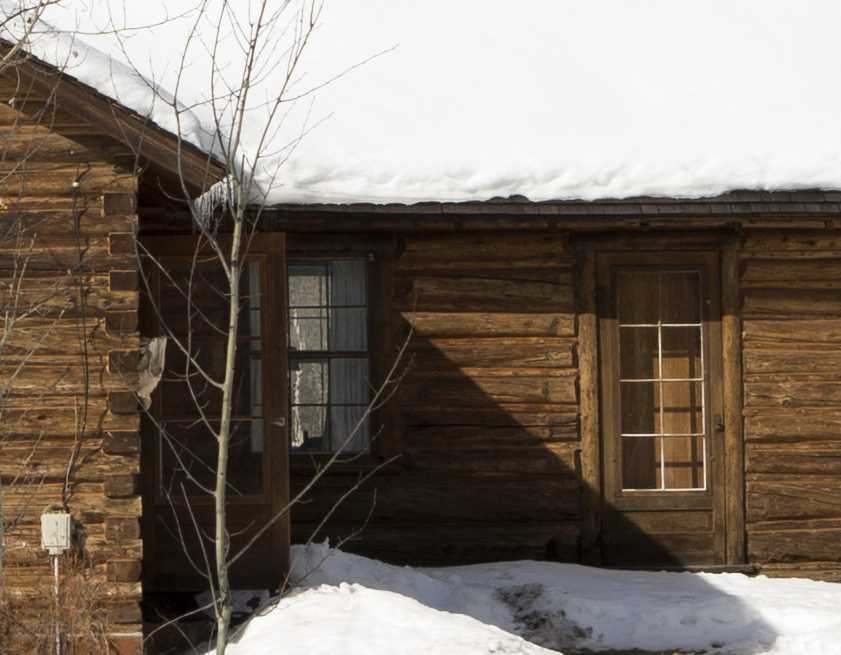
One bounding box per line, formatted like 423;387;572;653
597;251;726;566
140;234;289;592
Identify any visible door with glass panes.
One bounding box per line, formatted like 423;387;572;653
597;252;726;566
141;235;289;592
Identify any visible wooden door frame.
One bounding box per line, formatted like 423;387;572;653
575;234;745;566
139;232;290;590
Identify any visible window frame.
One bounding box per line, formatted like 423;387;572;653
597;250;724;512
285;234;394;470
287;257;374;456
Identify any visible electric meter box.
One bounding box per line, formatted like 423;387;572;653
41;512;72;555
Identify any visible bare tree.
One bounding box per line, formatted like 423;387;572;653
102;1;402;653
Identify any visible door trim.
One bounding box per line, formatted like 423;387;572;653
721;242;746;564
596;249;728;565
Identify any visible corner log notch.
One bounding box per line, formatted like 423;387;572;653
0;45;223;653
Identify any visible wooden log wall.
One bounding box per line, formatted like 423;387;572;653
0;84;143;653
291;233;585;564
742;230;841;581
288;223;841;574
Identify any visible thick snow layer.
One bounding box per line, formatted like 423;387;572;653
215;543;841;655
12;2;841;203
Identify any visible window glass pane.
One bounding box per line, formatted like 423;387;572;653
622;436;660;490
618;271;659;324
289;308;328;351
160;341;263;419
620;327;658;380
160;419;263;496
331;260;367;306
157;257;263;338
661;326;702;379
660;272;701;324
290;359;328;405
329;308;368;351
291;405;328;451
620;382;660;435
330;358;368;404
289;264;328;307
244;259;263;340
331;405;369;453
660;381;704;435
662;436;705;490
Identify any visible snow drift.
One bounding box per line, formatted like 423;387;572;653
212;543;841;655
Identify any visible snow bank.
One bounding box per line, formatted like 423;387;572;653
17;1;841;204
216;583;553;655
216;543;841;655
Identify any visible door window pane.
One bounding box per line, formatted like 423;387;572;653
154;258;266;498
662;436;706;490
618;272;659;324
617;268;707;491
620;327;658;380
660;272;701;324
620;382;659;435
661;327;702;379
660;381;704;436
159;419;264;497
622;437;660;490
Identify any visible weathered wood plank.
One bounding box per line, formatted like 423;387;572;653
397;276;575;313
400;233;569;260
746;381;841;407
747;442;841;475
397;260;573;284
745;409;841;441
411;337;575;370
748;529;841;563
744;350;841;374
290;475;581;523
408;443;579;475
403;403;578;428
748;479;841;522
743;289;841;318
743;231;841;254
402;311;575;337
744;319;841;349
401;376;577;406
405;422;579;447
742;258;841;288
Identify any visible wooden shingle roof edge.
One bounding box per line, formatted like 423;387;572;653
0;40;226;193
266;190;841;218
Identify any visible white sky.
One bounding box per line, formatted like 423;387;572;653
40;1;841;203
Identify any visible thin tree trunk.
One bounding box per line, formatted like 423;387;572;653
215;217;243;655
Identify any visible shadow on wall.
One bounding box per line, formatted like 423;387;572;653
286;318;777;651
285;232;776;650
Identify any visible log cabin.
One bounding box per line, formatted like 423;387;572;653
4;42;841;655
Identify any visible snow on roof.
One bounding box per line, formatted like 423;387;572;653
0;1;214;154
12;1;841;205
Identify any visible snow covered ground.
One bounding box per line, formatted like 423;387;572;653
212;543;841;655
